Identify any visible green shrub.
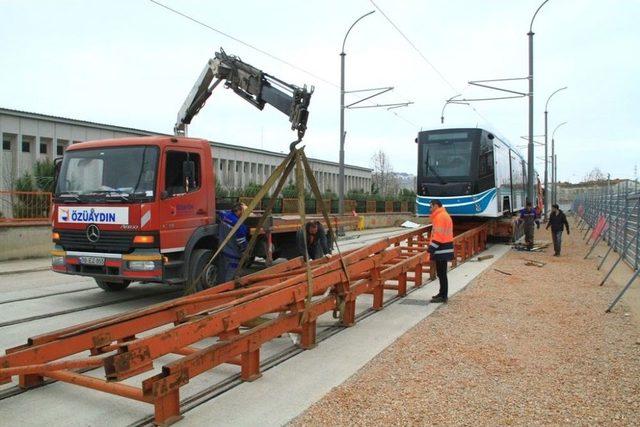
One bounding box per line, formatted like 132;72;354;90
33;159;55;192
215;182;229;198
347;189;368;201
398;188;416;202
323;188;338;199
12;171;50;218
242;182;262;197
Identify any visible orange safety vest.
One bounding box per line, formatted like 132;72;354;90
430;206;453;243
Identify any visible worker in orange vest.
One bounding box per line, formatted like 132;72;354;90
428;199;454;303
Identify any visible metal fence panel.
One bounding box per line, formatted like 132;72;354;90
574;181;640;270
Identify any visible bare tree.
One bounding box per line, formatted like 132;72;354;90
582;167;606;183
370;149;398;197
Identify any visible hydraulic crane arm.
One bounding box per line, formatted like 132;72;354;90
175;49;314;139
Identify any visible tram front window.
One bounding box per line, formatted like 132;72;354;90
422;139;473;179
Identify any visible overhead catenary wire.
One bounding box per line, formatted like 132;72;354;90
148;0;335;88
148;0;418;128
368;0;510;136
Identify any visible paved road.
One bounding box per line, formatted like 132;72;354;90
0;226;413;426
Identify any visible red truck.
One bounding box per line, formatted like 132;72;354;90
50;50;315;292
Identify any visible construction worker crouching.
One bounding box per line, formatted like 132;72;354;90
428;199;454;303
217;202;249;282
297;220;332;261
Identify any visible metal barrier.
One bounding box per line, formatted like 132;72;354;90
0;223;488;425
0;191;52;223
573;181;640;312
0;193;413;224
217;197;414;214
573;181;640;270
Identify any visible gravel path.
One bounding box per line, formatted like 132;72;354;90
292;222;640;426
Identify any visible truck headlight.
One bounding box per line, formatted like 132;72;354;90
127;261;158;271
52;256;65;266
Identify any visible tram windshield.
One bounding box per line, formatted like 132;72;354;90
421;133;473;179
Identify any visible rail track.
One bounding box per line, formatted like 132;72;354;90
0;289;182;328
0;224;489;426
0;286;95;305
126;273;431;427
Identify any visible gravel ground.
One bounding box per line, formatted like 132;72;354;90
292;222;640;426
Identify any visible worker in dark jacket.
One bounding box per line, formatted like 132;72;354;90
296;221;332;261
546;203;570;256
428;200;454;303
217;203;249;282
519;201;538;250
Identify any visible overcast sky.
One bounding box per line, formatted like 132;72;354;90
1;0;638;182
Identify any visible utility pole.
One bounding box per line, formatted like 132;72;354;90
527;0;550;205
339;11;375;217
551;121;567;204
544;86;567;219
339;11;411;222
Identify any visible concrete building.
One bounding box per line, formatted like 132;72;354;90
0;107;371;193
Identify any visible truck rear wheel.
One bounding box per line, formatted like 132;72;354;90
95;279;131;292
189;249;218;292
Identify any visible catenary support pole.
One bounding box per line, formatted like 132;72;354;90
339;11;374;220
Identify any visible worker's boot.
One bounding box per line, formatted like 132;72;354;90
430;295;447;303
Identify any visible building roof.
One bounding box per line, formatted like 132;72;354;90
0;107;158;136
1;107;372;172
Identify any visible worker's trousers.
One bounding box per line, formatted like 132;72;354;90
435;259;448;298
552;231;563;255
524;222;535;248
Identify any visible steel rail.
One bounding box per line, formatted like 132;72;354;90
0;289;182;328
0;223;490;426
0;286;95;306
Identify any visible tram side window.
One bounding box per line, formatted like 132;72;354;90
479;139;494;176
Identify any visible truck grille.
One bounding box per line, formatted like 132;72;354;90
57;229;134;253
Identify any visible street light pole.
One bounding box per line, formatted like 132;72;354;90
527;0;549;205
553;154;557;204
543;86;567;219
339;10;375;216
551;121;567;204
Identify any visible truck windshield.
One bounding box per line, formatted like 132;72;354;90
422;139;473;179
56;146;159;202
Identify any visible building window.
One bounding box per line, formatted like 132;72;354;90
2;140;10;151
57;145;65;156
21;142;30;152
40;143;47;154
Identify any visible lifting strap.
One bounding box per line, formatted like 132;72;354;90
185;149;296;294
295;153;315;324
299;151;351;320
186;143;352;323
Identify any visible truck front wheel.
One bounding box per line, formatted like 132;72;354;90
95;279;131;292
189;249;218;292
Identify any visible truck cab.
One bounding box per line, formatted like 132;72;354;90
52;136;219;291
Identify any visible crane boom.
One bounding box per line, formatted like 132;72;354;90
175;49;314;139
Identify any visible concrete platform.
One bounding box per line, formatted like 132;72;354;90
183;243;510;426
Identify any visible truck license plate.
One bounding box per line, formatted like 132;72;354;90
79;256;105;266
